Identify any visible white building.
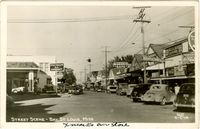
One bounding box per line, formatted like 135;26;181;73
7;55;57;85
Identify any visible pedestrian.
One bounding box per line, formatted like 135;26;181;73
174;83;180;95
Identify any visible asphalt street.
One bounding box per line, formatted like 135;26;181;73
7;91;195;123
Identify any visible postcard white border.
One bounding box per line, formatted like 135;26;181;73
1;1;199;129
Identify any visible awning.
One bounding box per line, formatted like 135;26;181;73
150;76;195;80
142;63;164;71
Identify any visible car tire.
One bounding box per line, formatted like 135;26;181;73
160;97;167;105
133;98;138;102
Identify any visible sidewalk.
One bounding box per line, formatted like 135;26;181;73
11;93;62;102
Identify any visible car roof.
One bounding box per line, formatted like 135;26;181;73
151;84;168;87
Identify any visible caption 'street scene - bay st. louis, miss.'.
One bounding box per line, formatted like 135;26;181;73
6;5;195;123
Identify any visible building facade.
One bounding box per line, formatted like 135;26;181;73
7;55;57;85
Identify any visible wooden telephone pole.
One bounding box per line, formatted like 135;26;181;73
133;7;151;83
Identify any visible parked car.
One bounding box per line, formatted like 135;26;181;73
12;87;25;94
126;84;137;97
116;83;128;95
143;84;176;105
174;83;195;109
7;94;14;109
68;85;83;95
131;83;152;102
107;85;117;93
68;86;76;94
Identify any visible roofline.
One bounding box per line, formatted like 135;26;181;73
163;37;188;49
7;68;39;70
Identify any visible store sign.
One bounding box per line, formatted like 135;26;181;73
50;63;64;71
113;62;129;68
182;53;195;64
188;31;195;51
142;55;164;63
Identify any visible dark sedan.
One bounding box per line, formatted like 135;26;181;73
174;83;195;109
131;83;152;102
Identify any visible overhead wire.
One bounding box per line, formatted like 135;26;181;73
8;15;136;23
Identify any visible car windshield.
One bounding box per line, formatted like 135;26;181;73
180;84;195;93
150;85;165;91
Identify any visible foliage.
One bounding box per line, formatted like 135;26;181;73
61;68;77;85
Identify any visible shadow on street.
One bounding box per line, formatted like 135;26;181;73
11;94;61;102
7;103;68;122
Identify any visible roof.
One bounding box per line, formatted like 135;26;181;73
149;44;168;58
7;62;39;69
163;37;188;49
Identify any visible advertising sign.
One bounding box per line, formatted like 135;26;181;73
50;63;64;71
188;30;195;51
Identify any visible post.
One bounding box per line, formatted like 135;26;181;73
105;46;108;87
133;7;151;84
141;22;147;84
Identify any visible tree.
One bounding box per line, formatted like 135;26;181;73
62;68;76;85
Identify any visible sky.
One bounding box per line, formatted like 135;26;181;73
7;5;195;80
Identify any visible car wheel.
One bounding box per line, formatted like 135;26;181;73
160;97;167;105
133;98;138;102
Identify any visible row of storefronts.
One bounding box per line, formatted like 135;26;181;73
88;36;195;87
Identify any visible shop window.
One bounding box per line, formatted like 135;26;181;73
165;44;182;58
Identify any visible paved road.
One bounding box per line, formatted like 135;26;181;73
7;91;195;123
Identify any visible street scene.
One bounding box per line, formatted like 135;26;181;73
6;5;195;123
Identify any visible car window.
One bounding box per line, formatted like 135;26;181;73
150;85;164;91
180;84;195;93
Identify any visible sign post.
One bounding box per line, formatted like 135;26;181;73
50;63;64;95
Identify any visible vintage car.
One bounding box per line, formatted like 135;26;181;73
116;83;128;95
174;83;195;109
126;84;137;97
68;85;83;95
12;86;25;94
107;85;117;93
131;83;152;102
143;84;176;105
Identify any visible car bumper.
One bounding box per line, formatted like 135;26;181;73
174;103;195;108
143;97;162;102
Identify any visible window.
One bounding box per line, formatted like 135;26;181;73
165;44;182;58
39;63;43;71
44;63;49;72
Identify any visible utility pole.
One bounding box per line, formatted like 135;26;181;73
133;7;151;84
103;46;111;88
79;71;83;82
84;66;87;83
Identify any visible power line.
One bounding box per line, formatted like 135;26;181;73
8;15;136;23
112;22;138;53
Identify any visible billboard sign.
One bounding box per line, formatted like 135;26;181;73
50;63;64;71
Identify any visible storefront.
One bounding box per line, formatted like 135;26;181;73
7;62;39;94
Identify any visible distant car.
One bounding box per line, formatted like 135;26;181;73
107;85;117;93
69;85;83;95
131;83;152;102
174;83;195;109
126;84;137;97
116;83;128;95
143;84;176;105
7;94;14;109
68;86;75;94
12;87;25;94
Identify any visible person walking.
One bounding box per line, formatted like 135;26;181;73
174;83;180;95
